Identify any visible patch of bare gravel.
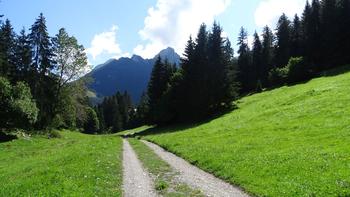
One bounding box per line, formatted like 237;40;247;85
142;140;250;197
122;139;157;197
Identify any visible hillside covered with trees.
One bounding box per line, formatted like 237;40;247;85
0;13;94;134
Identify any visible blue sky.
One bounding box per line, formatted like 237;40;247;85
1;0;307;66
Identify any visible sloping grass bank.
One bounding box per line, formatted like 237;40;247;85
142;68;350;196
0;131;123;196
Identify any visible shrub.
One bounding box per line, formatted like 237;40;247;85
287;57;310;83
269;57;310;86
0;77;38;131
268;66;289;86
47;130;62;139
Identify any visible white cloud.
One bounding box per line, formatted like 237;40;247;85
86;25;124;60
255;0;307;28
134;0;232;58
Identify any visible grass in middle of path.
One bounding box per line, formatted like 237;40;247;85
128;138;203;197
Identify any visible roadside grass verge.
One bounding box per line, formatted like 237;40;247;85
128;138;203;197
0;131;123;196
142;68;350;196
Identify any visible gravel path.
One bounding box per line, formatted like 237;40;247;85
122;139;157;197
142;140;250;197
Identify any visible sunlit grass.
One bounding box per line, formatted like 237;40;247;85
0;131;123;196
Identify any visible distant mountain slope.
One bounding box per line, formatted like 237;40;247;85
87;47;180;103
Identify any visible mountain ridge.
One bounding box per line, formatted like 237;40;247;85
87;47;181;104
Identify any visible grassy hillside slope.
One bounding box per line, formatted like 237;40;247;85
143;68;350;196
0;131;123;196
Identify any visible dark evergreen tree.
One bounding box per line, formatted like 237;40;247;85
0;19;16;81
290;14;303;57
252;31;263;91
29;13;54;76
147;56;173;123
261;26;275;87
204;22;238;110
320;0;338;67
302;0;321;70
275;13;291;67
14;28;32;81
29;13;56;128
237;27;252;93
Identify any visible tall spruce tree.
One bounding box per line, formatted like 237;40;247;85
320;0;338;67
29;13;56;128
237;27;252;93
290;14;303;57
302;0;321;70
0;19;16;81
275;13;291;67
147;56;173;123
207;22;237;110
14;28;32;81
252;31;263;91
261;26;274;87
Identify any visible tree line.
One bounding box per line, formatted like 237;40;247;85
0;13;93;133
133;0;350;126
237;0;350;93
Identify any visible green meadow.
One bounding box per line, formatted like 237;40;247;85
0;131;123;196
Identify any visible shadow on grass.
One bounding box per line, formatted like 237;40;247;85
0;131;17;143
260;64;350;92
124;106;236;138
318;64;350;77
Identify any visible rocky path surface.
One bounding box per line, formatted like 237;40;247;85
122;139;157;197
142;140;250;197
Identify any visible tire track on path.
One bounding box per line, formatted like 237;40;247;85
122;139;157;197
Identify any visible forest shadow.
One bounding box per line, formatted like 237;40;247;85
125;106;236;138
0;131;17;143
318;64;350;77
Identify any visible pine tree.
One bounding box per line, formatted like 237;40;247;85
29;13;54;76
275;13;291;67
222;38;239;104
29;13;56;128
207;22;237;110
252;31;263;91
237;27;252;93
181;24;210;118
320;0;338;67
147;56;173;123
290;14;303;57
14;28;32;81
0;19;16;81
302;0;321;70
261;26;275;87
